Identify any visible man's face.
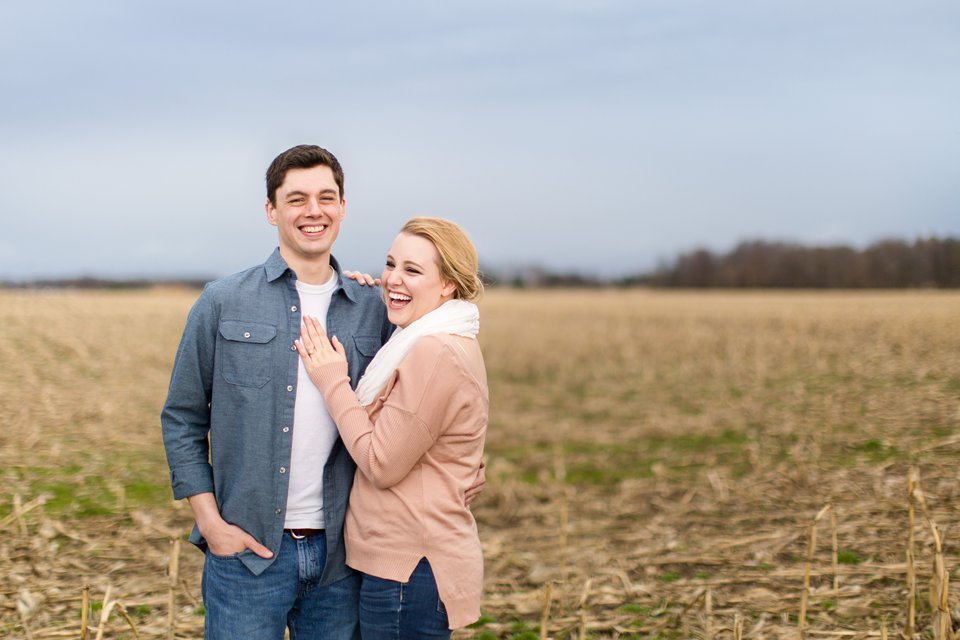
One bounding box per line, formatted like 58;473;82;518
265;165;345;264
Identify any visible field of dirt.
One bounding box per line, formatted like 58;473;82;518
1;288;959;639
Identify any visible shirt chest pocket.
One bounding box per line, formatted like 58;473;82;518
352;335;382;375
218;320;278;388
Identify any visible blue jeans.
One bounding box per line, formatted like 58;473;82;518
358;558;450;640
201;532;360;639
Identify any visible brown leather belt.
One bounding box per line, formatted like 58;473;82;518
285;528;324;539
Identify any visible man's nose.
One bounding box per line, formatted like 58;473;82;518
306;198;322;215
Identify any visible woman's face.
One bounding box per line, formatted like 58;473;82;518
381;232;456;328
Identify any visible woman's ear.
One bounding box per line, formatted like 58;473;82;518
441;279;457;298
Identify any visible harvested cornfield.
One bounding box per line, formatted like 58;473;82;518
1;288;959;639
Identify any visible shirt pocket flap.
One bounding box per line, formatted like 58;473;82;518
219;320;277;344
352;335;381;357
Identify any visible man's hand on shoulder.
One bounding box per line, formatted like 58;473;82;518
343;270;381;287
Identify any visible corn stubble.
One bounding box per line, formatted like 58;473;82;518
0;288;959;639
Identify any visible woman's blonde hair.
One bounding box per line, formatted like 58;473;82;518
400;217;484;301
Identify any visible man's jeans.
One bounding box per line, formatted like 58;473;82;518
358;558;450;639
201;531;360;639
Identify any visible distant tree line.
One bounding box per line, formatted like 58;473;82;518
0;276;212;290
643;237;960;288
484;237;959;289
4;237;958;290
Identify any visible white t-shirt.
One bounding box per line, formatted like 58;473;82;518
285;271;340;529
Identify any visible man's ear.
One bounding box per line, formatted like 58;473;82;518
265;199;278;226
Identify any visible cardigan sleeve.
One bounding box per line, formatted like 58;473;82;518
311;336;473;489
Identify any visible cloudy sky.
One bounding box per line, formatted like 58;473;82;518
2;1;958;279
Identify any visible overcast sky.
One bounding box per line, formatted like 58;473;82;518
2;1;958;279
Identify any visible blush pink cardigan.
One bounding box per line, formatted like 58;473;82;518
311;333;488;629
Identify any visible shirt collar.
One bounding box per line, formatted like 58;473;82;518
262;248;358;303
263;248;288;282
329;254;359;303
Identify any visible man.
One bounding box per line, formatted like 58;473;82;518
161;145;392;638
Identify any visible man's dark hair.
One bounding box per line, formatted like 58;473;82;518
266;145;344;206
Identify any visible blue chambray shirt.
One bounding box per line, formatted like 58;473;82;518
161;249;392;578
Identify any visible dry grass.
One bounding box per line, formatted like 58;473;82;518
1;288;959;639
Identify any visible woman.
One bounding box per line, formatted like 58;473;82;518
296;216;488;638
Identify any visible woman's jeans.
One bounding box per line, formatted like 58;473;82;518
359;558;451;640
201;531;360;639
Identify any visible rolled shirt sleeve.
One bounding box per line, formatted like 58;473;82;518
161;287;217;500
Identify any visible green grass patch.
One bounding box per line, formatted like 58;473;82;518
854;439;899;463
620;603;656;615
837;549;864;565
124;478;170;505
468;613;496;628
492;429;754;487
565;460;655;485
31;478;115;517
646;429;751;453
495;442;657;486
505;619;539;640
509;620;535;632
9;464;172;518
658;571;682;582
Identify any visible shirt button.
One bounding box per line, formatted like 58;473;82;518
290;344;296;351
291;305;298;312
275;508;281;514
282;427;290;433
287;385;294;392
243;331;251;338
279;467;286;474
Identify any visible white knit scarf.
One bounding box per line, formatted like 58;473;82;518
355;299;480;407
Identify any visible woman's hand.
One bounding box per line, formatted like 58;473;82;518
343;270;381;286
296;316;347;387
